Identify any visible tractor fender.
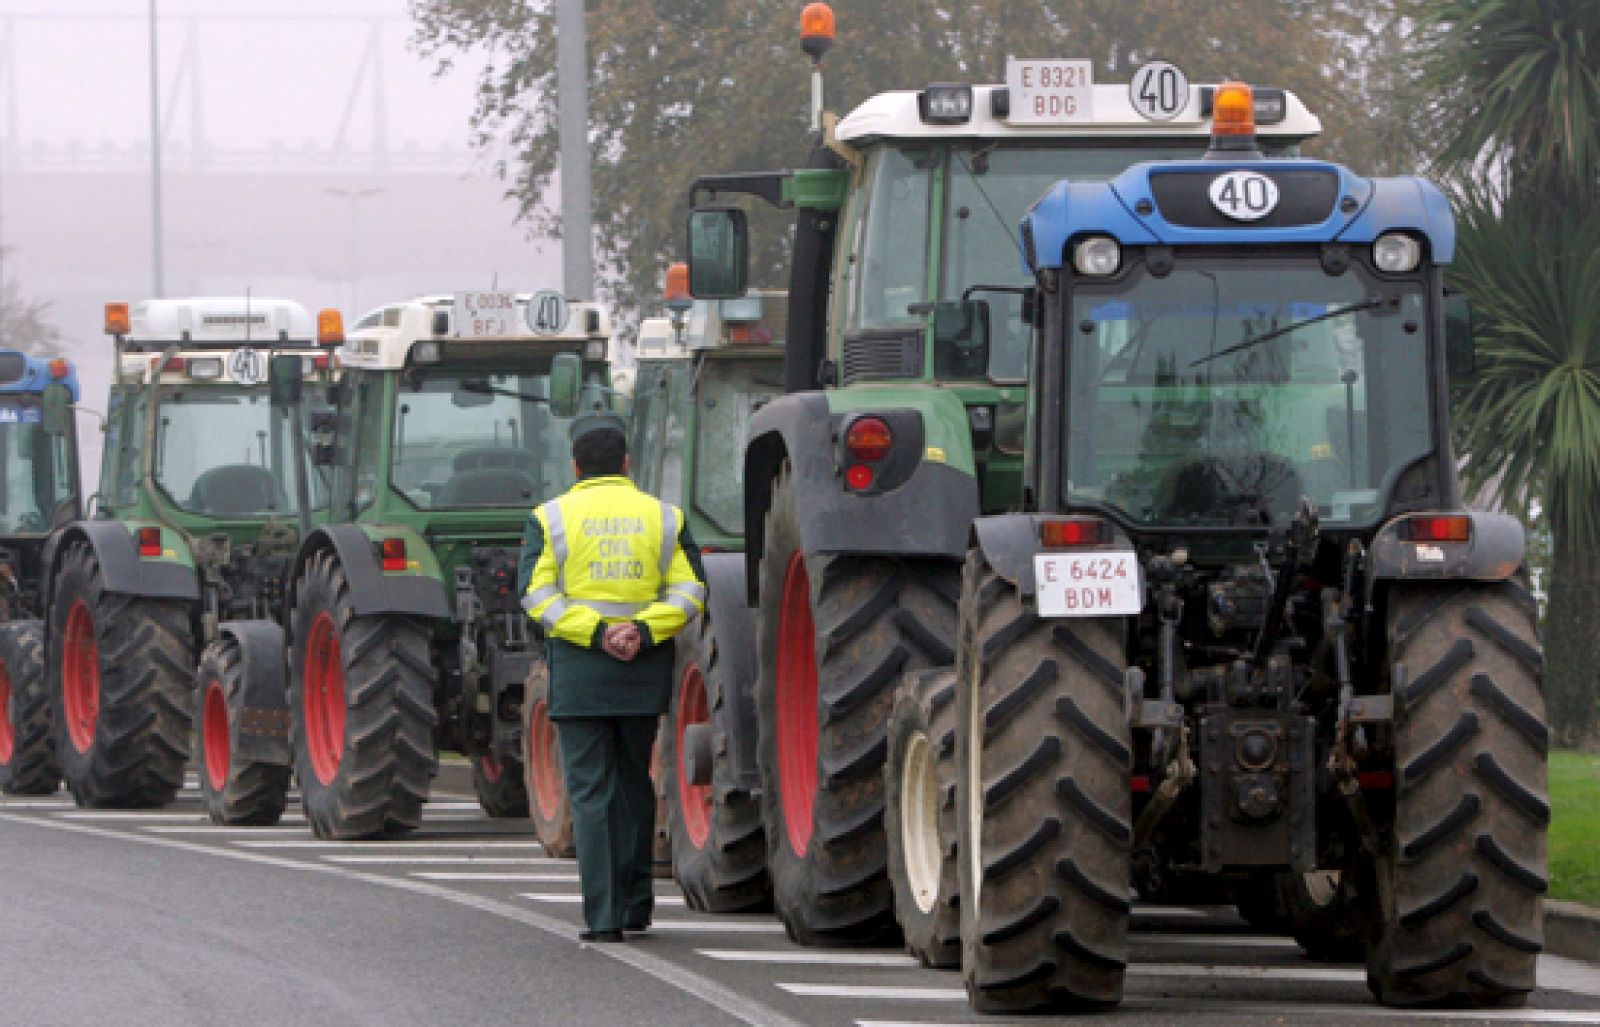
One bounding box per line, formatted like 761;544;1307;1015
40;521;199;618
742;390;979;601
217;619;291;766
972;514;1141;601
291;524;451;621
1368;509;1525;582
700;551;762;792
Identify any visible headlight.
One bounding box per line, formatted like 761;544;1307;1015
411;341;443;364
1073;236;1121;276
1373;233;1421;273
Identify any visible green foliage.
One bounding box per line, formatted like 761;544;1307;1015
410;0;1414;314
1452;193;1600;548
1411;0;1600;212
1549;750;1600;906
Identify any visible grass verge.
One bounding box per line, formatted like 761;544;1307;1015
1549;749;1600;907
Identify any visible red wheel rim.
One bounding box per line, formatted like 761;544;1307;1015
0;662;14;764
62;600;100;754
675;662;712;848
203;679;230;791
479;753;504;784
529;698;562;820
775;551;818;857
303;612;346;786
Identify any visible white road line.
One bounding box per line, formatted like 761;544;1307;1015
142;826;306;835
413;872;580;882
1541;955;1600;999
779;984;964;1001
233;839;547;850
1133;934;1297;949
696;949;918;967
1168;1005;1600;1024
0;811;800;1027
0;798;75;807
520;892;686;907
644;920;786;934
1133;905;1220;918
55;811;275;822
318;855;566;865
1131;963;1364;982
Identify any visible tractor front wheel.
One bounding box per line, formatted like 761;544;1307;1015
195;637;291;825
0;620;57;795
473;751;530;818
886;666;961;968
289;551;437;839
522;663;574;857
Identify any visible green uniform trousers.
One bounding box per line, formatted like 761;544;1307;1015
554;715;658;933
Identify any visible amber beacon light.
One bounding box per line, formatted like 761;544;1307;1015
1212;81;1256;136
800;3;835;60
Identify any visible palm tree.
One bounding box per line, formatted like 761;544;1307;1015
1452;194;1600;746
1415;0;1600;745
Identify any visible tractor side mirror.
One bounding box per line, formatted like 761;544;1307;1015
1444;292;1475;379
687;208;748;299
41;383;71;436
549;353;582;419
931;300;991;378
269;354;304;408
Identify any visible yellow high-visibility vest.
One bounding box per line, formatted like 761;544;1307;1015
523;475;705;647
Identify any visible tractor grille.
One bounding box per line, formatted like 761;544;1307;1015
840;332;923;385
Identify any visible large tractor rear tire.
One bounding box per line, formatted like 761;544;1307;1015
289;551;438;839
473;752;530;818
756;465;959;945
0;620;58;795
956;551;1131;1013
195;637;290;825
664;600;770;913
1368;580;1547;1007
51;542;192;808
522;663;575;857
886;666;961;969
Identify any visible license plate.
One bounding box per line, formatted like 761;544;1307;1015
1005;58;1094;124
1034;551;1142;617
454;291;520;338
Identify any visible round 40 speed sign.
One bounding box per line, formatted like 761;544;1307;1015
1129;60;1190;122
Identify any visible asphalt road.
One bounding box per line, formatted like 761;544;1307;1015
3;770;1598;1027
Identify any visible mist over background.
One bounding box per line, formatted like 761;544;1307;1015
0;0;560;469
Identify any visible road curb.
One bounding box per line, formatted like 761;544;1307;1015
1547;900;1600;962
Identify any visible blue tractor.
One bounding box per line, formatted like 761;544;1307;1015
0;350;82;794
934;83;1545;1013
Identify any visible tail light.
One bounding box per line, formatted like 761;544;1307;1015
151;356;187;375
137;526;162;558
380;537;407;572
1039;518;1112;548
844;417;892;462
1401;515;1471;543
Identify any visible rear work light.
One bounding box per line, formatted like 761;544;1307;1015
379;537;408;572
1039;518;1112;548
920;83;973;124
137;526;162;558
151;356;187;375
1401;515;1471;544
843;416;892;462
186;357;224;380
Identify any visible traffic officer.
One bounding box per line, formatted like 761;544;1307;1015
518;413;706;943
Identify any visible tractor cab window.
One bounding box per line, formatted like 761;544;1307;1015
391;370;578;510
942;145;1195;382
0;401;73;532
1065;258;1431;529
154;387;322;518
691;358;783;535
851;146;933;331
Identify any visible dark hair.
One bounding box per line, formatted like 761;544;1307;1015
572;427;627;477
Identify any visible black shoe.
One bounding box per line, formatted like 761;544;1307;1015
623;920;650;934
579;930;625;943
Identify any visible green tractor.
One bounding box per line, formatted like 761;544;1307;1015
0;351;82;795
946;83;1543;1013
21;297;330;810
264;291;611;838
686;10;1322;949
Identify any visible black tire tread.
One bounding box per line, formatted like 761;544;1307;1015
885;667;961;968
0;620;57;794
195;636;290;825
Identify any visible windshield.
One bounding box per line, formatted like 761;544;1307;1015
0;402;72;532
692;358;783;535
392;371;578;509
155;387;323;518
1066;258;1431;529
944;146;1197;381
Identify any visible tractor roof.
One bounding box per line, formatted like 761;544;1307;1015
124;297;316;346
836;84;1320;145
0;349;80;401
342;293;612;370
